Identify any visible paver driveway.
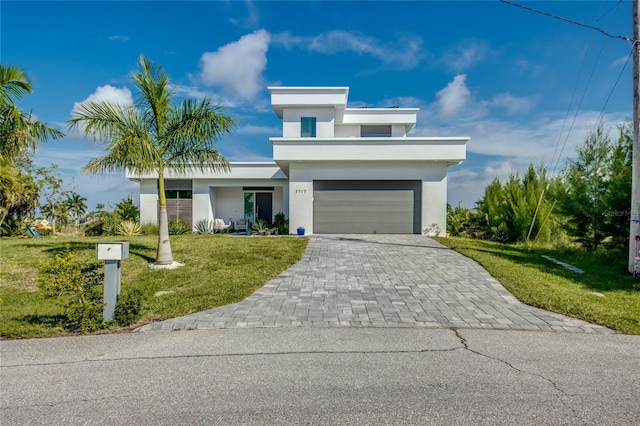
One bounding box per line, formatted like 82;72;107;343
137;235;611;333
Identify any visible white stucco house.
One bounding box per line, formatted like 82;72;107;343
127;87;469;235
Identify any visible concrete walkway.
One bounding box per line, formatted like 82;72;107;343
136;235;612;333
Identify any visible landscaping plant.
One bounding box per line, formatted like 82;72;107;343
37;250;105;333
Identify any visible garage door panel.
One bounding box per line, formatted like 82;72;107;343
313;181;421;234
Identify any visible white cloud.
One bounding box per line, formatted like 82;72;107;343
236;124;280;135
612;54;631;67
448;159;526;207
199;29;270;102
229;0;260;28
272;30;425;70
72;85;133;114
69;85;134;136
107;35;129;42
490;92;534;114
436;74;471;116
441;39;489;72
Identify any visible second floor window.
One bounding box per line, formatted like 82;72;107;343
301;117;317;137
361;125;392;137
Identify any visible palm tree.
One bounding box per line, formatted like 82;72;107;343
0;158;38;233
0;64;63;162
69;56;236;265
65;192;87;228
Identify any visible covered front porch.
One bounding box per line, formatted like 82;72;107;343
132;163;288;229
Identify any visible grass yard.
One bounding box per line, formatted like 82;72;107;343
434;237;640;334
0;234;308;339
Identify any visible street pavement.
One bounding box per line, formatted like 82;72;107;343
1;328;639;425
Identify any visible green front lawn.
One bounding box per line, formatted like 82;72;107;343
435;237;640;334
0;235;308;339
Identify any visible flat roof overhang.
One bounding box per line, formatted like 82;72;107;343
126;162;288;181
271;137;469;175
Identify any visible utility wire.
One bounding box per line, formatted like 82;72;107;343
599;48;633;117
551;0;621;174
499;0;635;44
547;26;596;174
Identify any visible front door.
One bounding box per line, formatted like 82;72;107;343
255;192;273;224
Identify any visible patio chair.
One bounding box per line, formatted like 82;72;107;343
213;218;230;233
234;219;249;233
26;226;42;238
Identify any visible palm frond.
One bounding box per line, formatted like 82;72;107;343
71;100;161;175
163;98;236;157
133;56;172;138
0;105;63;161
0;65;33;105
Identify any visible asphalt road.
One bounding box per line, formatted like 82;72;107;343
1;327;639;425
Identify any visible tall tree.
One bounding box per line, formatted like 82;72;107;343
69;56;236;265
559;120;611;251
477;165;557;243
0;64;63;162
35;165;70;235
0;158;38;234
65;192;87;228
603;122;632;250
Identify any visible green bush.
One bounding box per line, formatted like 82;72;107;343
140;222;159;235
168;220;191;235
114;288;144;326
251;219;272;235
273;212;289;235
37;250;105;333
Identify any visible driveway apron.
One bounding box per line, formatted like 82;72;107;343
136;235;611;333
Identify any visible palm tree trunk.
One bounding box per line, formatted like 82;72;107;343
156;176;174;265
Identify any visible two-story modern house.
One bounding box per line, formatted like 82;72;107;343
128;87;469;235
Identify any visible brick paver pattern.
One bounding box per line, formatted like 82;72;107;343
136;235;612;333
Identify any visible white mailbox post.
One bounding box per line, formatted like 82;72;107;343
96;242;130;321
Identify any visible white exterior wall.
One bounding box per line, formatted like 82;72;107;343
283;108;335;137
288;161;448;235
334;124;360;137
192;180;213;222
272;138;467;163
422;171;447;235
392;125;407;137
139;179;158;225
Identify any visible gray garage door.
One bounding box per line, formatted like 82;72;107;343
313;181;421;234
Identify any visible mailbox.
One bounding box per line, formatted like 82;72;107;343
96;242;130;260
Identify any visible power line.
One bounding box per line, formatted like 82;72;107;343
499;0;635;44
599;48;633;118
551;0;623;173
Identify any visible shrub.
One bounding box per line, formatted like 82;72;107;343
102;215;122;236
168;219;191;235
117;220;142;236
114;288;144;326
251;219;272;236
37;250;105;333
273;212;289;235
490;222;511;243
194;219;215;234
140;222;158;235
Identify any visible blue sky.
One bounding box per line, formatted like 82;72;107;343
1;0;634;211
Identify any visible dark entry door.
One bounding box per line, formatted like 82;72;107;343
256;192;273;224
